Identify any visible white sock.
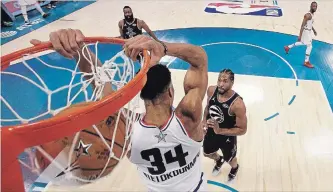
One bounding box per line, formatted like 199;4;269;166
34;3;45;15
305;44;312;62
21;6;29;22
288;41;303;48
305;55;310;62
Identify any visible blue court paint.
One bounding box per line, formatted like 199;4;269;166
288;95;296;105
151;27;333;111
28;182;47;192
287;131;296;134
207;180;238;192
200;41;298;80
1;1;96;45
264;112;280;121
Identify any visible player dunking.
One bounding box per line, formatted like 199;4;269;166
33;29;208;191
118;6;158;40
284;1;318;68
125;36;208;191
203;69;247;181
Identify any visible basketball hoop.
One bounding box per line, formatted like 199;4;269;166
1;37;150;192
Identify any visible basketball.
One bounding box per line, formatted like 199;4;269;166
35;102;129;180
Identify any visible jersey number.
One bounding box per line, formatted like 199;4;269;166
140;144;189;175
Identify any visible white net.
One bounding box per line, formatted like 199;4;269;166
0;42;144;191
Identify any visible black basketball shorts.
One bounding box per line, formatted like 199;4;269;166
203;133;237;162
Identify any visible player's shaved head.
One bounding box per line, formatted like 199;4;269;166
140;64;172;101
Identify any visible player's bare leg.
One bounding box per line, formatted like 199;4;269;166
204;152;224;176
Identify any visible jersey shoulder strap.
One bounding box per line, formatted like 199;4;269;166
229;92;242;104
209;86;218;100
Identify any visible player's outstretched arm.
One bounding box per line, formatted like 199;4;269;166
166;43;208;141
31;29;113;97
41;29;143;123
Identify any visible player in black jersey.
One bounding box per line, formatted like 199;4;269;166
118;6;158;63
118;6;158;40
202;69;247;181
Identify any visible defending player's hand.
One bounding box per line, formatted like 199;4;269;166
207;119;220;134
123;35;165;67
30;28;85;59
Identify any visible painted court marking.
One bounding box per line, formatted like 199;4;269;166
199;41;298;80
208;180;238;192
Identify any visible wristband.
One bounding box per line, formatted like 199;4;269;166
158;41;168;55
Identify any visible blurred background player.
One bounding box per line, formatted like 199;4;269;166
1;6;14;27
118;6;158;40
47;1;57;9
18;0;50;25
284;1;318;68
202;69;247;181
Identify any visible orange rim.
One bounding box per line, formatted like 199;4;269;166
1;37;150;192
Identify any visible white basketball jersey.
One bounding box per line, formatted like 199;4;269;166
304;12;314;30
129;110;205;192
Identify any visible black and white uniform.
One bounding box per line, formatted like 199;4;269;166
122;18;143;39
121;18;143;62
203;88;242;162
129;109;206;191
